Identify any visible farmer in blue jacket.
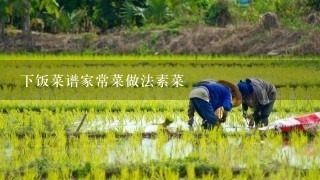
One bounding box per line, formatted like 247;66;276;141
188;79;242;129
237;78;277;127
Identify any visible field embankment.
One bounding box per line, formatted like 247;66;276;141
1;25;320;55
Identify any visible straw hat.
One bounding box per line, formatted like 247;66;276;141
217;80;242;107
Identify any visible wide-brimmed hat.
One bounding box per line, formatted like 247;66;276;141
217;80;242;107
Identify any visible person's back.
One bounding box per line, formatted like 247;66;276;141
188;79;241;129
238;78;277;127
199;82;232;111
251;78;277;101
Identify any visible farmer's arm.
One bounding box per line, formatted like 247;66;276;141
222;91;232;111
242;101;248;111
252;105;262;121
188;100;195;125
219;91;231;123
242;101;249;118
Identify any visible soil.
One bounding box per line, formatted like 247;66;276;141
1;25;320;55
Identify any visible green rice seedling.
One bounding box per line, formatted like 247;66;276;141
218;166;233;179
246;167;265;180
120;166;129;179
156;130;169;161
181;131;195;145
201;173;215;180
198;132;208;159
60;166;71;179
236;171;250;179
155;103;167;112
129;132;143;162
111;103;122;113
89;166;106;179
140;104;154;112
305;166;320;179
131;167;142;180
157;167;179;180
161;113;174;128
23;168;39;179
268;165;295;180
187;163;195;179
172;106;185;113
47;170;60;180
125;104;136;112
209;130;233;166
290;131;309;152
0;172;6;180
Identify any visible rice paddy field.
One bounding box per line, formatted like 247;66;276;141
0;54;320;179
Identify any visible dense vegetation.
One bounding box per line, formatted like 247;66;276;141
0;0;319;39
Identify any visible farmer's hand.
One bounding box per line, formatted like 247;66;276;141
218;117;226;123
247;113;253;120
188;118;194;126
242;111;248;118
247;114;254;128
219;111;228;123
249;119;254;128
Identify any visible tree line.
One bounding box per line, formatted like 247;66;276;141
0;0;319;39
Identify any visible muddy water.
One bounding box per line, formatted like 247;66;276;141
77;116;251;133
105;138;193;164
102;138;319;168
68;115;320;168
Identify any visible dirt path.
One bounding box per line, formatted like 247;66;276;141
1;25;319;55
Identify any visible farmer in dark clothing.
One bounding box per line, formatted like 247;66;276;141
237;78;277;127
188;79;242;129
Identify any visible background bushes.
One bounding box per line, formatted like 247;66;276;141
0;0;319;37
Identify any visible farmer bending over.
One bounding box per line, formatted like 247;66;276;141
237;78;277;127
188;79;242;129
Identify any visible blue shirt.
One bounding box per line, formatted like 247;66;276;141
199;82;232;111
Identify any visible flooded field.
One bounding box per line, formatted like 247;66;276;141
1;56;320;178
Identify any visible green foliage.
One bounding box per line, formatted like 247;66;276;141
252;0;275;14
307;0;320;11
228;2;260;24
58;0;93;13
167;0;185;15
204;0;231;26
188;0;209;14
51;8;93;33
2;0;320;33
120;1;146;26
39;0;59;18
0;0;9;38
0;0;10;22
92;0;125;30
274;0;308;18
54;9;73;32
146;0;172;24
167;0;208;16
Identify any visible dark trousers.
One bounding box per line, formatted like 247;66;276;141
253;101;275;127
190;98;217;128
